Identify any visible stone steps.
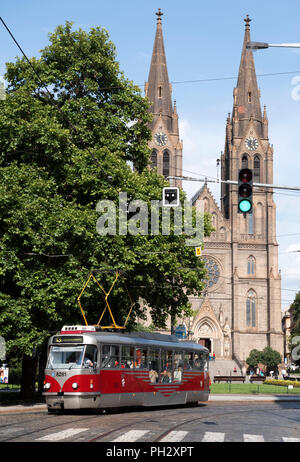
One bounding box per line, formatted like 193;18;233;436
208;359;243;378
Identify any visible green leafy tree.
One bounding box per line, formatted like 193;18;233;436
0;22;213;397
246;349;263;370
291;291;300;337
289;291;300;366
247;347;282;374
260;346;282;370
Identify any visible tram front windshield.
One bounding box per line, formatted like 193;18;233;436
47;346;85;369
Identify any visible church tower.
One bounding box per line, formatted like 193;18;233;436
190;16;283;365
145;9;183;187
221;14;283;360
221;15;269;219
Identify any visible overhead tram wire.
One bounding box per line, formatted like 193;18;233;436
170;70;300;85
2;16;300;172
2;20;300;232
1;14;300;93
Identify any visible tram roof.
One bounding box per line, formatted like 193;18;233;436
51;330;209;352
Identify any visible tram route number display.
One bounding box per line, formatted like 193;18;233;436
53;336;83;344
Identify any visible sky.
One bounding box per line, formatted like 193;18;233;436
1;0;300;310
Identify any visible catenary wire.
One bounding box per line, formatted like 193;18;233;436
2;15;300;201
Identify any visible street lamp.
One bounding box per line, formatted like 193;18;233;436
247;41;300;50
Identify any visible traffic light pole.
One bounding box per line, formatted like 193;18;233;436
167;176;300;192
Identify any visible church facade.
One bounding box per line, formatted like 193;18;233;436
145;11;284;363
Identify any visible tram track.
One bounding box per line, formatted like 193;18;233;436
2;402;299;442
0;411;51;430
1;403;206;442
1;405;194;442
85;406;256;442
86;404;300;442
153;406;300;442
0;411;105;442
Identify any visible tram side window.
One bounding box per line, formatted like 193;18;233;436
184;352;193;370
121;346;135;368
160;350;173;383
83;345;98;368
204;353;209;372
148;349;160;383
193;352;205;371
135;347;147;369
101;345;120;368
173;351;183;383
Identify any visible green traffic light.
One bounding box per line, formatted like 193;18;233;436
239;199;252;213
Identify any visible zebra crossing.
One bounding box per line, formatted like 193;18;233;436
34;427;300;442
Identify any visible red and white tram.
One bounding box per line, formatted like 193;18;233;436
43;325;210;412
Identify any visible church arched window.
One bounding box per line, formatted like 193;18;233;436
242;154;248;168
253;155;261;182
246;289;256;327
203;197;209;213
247;256;255;275
211;212;217;228
219;226;226;240
151;150;157;169
163;150;170;177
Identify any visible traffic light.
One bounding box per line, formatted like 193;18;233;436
238;168;253;214
162;187;180;207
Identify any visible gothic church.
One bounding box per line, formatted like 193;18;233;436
145;11;284;364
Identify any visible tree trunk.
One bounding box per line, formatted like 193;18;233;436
37;345;48;395
20;353;38;399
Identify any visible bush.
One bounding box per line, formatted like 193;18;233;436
264;379;300;388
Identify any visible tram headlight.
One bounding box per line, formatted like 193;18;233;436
44;382;51;390
72;382;79;390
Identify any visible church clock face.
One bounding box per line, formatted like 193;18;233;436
245;136;258;151
154;132;168;146
202;256;220;288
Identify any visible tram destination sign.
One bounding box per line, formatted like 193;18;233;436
53;335;83;344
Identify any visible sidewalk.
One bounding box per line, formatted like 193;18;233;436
1;394;300;414
0;403;47;414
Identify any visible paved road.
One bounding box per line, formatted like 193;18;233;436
0;401;299;443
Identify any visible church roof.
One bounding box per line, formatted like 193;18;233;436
191;185;205;205
191;183;221;213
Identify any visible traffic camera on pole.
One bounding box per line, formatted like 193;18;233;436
238;168;253;214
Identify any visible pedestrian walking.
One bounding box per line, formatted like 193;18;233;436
281;368;287;380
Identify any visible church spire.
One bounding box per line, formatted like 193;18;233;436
145;9;173;131
233;15;263;137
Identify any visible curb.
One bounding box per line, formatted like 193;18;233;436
0;403;47;414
